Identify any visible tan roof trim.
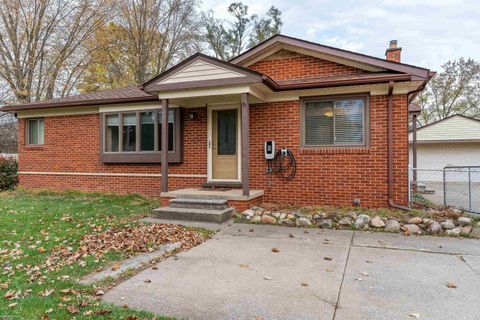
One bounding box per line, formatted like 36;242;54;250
230;34;432;80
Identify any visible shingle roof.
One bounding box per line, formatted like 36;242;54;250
1;86;156;111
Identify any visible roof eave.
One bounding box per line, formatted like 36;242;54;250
1;95;157;112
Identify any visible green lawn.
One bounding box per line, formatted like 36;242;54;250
0;190;178;320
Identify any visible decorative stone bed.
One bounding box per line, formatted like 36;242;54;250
236;205;480;238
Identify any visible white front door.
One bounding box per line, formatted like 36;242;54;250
207;105;241;181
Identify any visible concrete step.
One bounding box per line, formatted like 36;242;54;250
169;197;228;210
152;206;234;223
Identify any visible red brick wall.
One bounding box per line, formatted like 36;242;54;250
248;95;409;207
17;107;208;196
248;51;364;81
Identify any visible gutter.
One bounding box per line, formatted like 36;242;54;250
387;80;410;211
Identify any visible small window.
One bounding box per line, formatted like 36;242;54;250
122;113;137;152
303;96;366;146
158;110;175;151
106;115;120;152
27;118;44;145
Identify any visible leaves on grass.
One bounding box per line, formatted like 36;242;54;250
44;223;209;269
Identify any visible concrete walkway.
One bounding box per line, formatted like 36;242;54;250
103;224;480;320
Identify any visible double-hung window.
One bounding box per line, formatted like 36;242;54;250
302;96;367;147
102;108;181;163
27;118;44;145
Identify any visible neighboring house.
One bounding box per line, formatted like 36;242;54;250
409;114;480;182
3;35;433;210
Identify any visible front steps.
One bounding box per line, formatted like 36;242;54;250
152;197;234;223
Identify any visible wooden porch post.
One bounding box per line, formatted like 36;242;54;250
161;99;169;193
241;93;250;196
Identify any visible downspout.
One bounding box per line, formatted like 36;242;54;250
387;81;410;210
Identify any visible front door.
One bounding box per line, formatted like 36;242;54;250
210;108;239;180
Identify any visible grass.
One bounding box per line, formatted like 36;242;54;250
0;189;176;320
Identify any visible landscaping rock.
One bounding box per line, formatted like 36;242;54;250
428;221;443;234
354;214;370;229
384;220;400;233
471;228;480;238
251;216;261;223
407;217;423;225
446;209;462;219
401;224;422;235
462;226;473;234
338;216;352;226
242;209;255;218
296;217;311;227
370;216;385;228
347;211;358;219
287;214;295;220
457;217;472;226
477;222;480;228
282;219;295;227
441;219;455;230
422;218;433;225
272;212;282;219
261;215;277;225
445;227;462;237
318;219;333;229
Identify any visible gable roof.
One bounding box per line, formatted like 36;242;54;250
230;34;433;81
409;114;480;142
142;53;267;93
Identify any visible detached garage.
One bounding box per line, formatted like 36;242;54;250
409;114;480;182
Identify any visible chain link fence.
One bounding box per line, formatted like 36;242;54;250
410;166;480;214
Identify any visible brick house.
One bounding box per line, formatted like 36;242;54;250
3;35;433;213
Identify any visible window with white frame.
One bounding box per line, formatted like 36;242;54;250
302;96;367;146
27;118;44;145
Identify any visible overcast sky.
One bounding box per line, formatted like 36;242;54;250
201;0;480;71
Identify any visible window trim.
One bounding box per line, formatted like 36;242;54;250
300;94;370;148
100;108;183;163
26;118;45;146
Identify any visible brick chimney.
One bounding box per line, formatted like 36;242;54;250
385;40;402;63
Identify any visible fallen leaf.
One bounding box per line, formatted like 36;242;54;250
111;263;121;271
8;302;17;308
95;290;105;296
41;316;50;320
95;309;112;315
360;272;369;277
271;248;280;253
447;282;457;289
37;247;46;253
152;266;159;270
324;257;332;261
409;313;421;318
143;279;152;283
1;283;8;289
45;308;53;314
239;264;249;268
66;305;79;314
41;289;54;297
325;268;333;272
300;282;309;287
263;276;272;281
289;233;295;238
249;228;254;232
4;290;15;299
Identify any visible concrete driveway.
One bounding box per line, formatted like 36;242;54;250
103;224;480;320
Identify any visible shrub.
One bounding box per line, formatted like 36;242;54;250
0;158;18;190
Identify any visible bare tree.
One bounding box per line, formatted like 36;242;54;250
416;58;480;125
203;2;282;61
115;0;201;84
0;0;108;103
